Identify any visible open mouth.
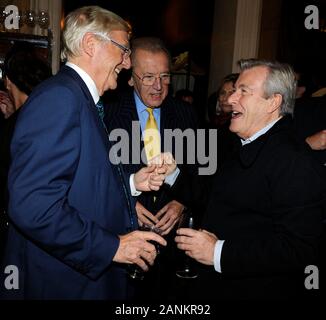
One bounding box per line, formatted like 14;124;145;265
150;93;162;99
231;111;243;119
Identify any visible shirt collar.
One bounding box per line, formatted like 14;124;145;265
241;117;282;146
134;91;148;114
133;91;161;116
66;62;100;104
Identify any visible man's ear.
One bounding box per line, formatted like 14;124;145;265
128;76;134;87
81;33;96;57
5;76;12;91
268;93;282;113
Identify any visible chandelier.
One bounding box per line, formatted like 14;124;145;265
0;8;50;30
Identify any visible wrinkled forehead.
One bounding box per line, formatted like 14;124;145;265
236;66;269;89
132;49;169;68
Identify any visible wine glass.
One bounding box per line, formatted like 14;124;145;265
127;223;162;280
175;208;198;279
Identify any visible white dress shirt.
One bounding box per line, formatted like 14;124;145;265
65;62;145;195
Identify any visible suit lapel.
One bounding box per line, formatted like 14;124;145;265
61;66;112;159
160;96;177;154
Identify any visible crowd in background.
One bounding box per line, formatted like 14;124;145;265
0;5;325;301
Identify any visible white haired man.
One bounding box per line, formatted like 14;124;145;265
0;6;171;300
174;59;326;300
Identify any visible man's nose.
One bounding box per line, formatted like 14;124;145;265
152;77;162;90
227;90;238;105
121;55;131;69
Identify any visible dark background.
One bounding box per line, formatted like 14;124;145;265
278;0;326;71
63;0;215;71
63;0;326;122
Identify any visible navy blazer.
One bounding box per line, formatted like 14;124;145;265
1;66;137;300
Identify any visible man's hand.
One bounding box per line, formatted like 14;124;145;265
136;201;159;226
149;152;177;176
306;130;326;150
113;230;167;271
155;200;184;235
175;228;217;265
134;165;166;191
0;91;15;119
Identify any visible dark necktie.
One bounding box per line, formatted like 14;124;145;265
96;99;105;126
95;99;136;230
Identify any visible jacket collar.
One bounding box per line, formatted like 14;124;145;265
238;115;293;167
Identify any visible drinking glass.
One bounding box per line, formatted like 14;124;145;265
127;223;162;280
175;208;198;279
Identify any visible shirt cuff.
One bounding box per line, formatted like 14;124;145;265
129;174;142;197
213;240;225;273
164;167;180;186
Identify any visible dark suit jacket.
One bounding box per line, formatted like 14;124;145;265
173;116;326;300
104;89;198;214
0;110;20;213
1;66;137;300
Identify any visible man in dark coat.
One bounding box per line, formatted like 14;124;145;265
174;59;326;300
105;37;198;300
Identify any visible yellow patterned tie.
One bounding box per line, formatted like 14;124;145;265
144;107;161;161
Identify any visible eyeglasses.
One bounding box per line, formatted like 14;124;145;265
133;72;171;86
92;32;131;59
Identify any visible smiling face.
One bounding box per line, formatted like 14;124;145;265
228;66;282;139
92;30;131;95
218;81;235;114
130;49;170;108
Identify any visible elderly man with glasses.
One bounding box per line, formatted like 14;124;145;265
0;6;173;300
105;37;198;300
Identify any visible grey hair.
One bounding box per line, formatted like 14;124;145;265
130;37;172;69
61;6;131;61
238;59;296;116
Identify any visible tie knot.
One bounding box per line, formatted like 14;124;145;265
96;99;103;108
146;107;154;116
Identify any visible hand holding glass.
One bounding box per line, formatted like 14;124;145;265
127;223;163;280
175;209;198;279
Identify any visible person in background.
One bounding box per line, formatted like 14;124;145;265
175;88;194;105
0;48;52;261
105;37;198;300
214;73;239;128
214;73;239;168
294;95;326;166
174;59;326;300
0;6;171;300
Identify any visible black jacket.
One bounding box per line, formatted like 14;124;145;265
173;116;326;300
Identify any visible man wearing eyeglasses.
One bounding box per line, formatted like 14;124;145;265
0;7;172;300
105;37;198;300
